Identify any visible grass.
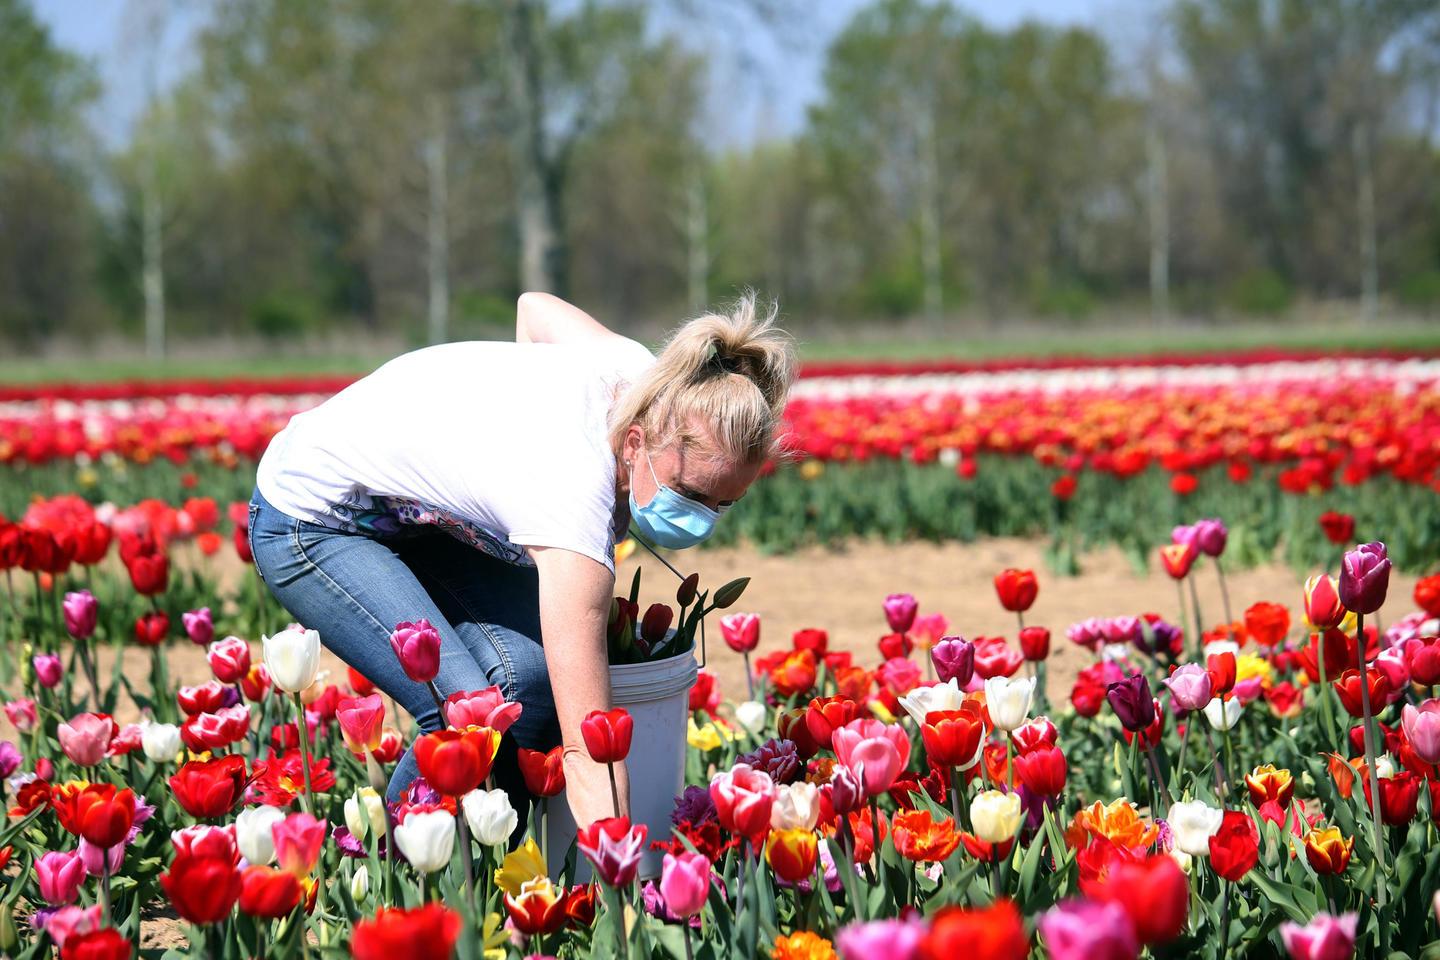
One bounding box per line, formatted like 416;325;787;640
2;318;1437;384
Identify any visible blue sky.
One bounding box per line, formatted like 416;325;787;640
32;0;1109;145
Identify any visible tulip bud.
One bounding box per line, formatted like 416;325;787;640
883;593;918;633
140;721;182;763
640;603;674;647
350;863;370;902
720;612;760;653
235;804;287;865
32;654;62;690
676;572;700;607
263;625;321;693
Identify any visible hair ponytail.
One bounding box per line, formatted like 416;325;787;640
609;292;797;464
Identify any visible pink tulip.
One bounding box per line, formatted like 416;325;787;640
182;607;215;646
910;613;949;648
831;718;911;796
35;850;87;904
835;917;926;960
36;756;54;781
5;699;38;733
709;763;776;843
32;653;62;689
62;590;98;640
1402;701;1440;765
42;904;103;948
1038;899;1139;960
719;613;760;653
1373;648;1410;706
57;713;113;767
272;812;327;877
659;851;711;918
1280;912;1357;960
0;741;20;778
1162;664;1213;712
389;619;442;683
883;593;918;634
337;694;386;753
77;838;125;877
171;823;238;863
207;636;252;684
445;686;522;733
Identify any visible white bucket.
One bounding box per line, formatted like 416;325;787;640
546;643;697;881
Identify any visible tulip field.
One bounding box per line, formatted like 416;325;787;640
1;348;1440;959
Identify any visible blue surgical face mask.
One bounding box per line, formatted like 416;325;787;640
627;447;723;549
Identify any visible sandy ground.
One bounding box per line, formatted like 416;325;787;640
25;537;1419;729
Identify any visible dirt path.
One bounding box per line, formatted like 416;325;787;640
19;538;1416;734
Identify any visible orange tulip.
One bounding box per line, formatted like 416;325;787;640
1302;826;1353;875
1244;764;1294;808
891;809;961;863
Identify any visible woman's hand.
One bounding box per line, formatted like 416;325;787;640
562;746;630;827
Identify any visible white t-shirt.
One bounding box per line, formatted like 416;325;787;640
256;337;655;572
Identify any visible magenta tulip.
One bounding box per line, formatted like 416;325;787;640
389;619;442;683
931;637;975;685
883;594;918;634
1038;898;1139;960
1338;542;1390;615
35;850;87;904
182;607;215;646
63;590;98;640
32;653;63;690
659;851;711;918
1280;912;1357;960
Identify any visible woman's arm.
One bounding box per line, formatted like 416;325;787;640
516;292;627;346
528;545;629;828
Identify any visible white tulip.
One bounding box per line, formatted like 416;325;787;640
983;675;1036;731
1374;755;1396;779
970;789;1023;844
1169;849;1194;874
1202;639;1241;660
1202;696;1244;731
394;809;455;874
734;701;768;736
897;678;965;727
350;864;370;902
770;782;821;832
345;788;387;842
1167;800;1223;857
462;788;518;847
235;805;287;865
140;721;182;764
263;625;322;693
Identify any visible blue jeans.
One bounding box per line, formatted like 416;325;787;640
246;488;560;813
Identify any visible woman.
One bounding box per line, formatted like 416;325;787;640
248;291;795;828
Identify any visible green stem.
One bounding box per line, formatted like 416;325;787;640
293;693;316;816
1354;611;1388;911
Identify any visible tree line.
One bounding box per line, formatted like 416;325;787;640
2;0;1439;353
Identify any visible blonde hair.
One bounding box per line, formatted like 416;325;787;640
609;293;797;465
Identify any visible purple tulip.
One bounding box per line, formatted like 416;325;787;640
62;591;98;640
735;738;802;785
1105;675;1156;732
828;765;864;815
0;741;20;779
931;636;975;685
1038;899;1139;960
1163;664;1213;712
1193;518;1228;557
32;654;63;690
883;593;918;634
1339;542;1390;615
836;916;926;960
181;607;215;646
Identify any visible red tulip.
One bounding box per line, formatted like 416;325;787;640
918;899;1029;960
414;727;500;797
238;865;302;919
1081;853;1189;945
1159;542;1197;579
1243;602;1290;648
1303;575;1347;630
1050;474;1077;501
580;709;633;765
123;545;169;597
1014;745;1067;797
206;637;251;684
921;702;986;770
169;755;249;819
351;904;461;960
60;928;131;960
710;763;775;846
348;667;376;696
517;746;566;797
804;696;860;751
133;611;169;646
51;783;137;849
791;628;828;656
1362;770;1421;826
1206;651;1237;697
160;854;242;925
1208;810;1259;881
1318;511;1355;545
1018;626;1050;661
1332;668;1390;719
993;569;1038;613
639;603;673;647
